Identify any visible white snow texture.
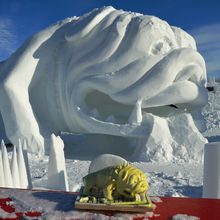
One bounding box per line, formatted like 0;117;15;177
0;6;208;162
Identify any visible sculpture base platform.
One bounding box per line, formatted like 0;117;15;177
75;187;154;213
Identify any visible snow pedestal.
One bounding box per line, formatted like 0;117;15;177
47;134;69;191
203;142;220;199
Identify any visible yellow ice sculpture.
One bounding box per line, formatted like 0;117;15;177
82;162;149;203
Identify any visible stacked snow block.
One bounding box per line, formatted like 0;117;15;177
0;139;32;189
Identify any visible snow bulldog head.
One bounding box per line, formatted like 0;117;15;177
0;6;207;153
55;6;207;137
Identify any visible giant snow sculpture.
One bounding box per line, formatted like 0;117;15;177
0;7;207;160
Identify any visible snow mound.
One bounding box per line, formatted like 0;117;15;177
133;113;207;162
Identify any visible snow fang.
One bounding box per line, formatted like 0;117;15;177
82;163;149;202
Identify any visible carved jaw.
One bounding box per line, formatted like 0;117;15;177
72;88;154;137
73;99;150;138
70;48;207;138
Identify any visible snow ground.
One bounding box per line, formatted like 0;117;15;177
30;156;203;198
25;87;220;199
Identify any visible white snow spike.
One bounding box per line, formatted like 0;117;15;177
11;146;21;188
1;140;13;187
47;134;69;191
17;139;28;189
22;139;32;188
128;99;143;124
0;144;5;187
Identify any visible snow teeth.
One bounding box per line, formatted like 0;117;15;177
105;114;116;123
89;108;99;118
128;99;143;125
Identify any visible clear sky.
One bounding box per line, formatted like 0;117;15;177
0;0;220;78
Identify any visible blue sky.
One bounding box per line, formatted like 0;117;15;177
0;0;220;78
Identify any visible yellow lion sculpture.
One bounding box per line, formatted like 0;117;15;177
82;162;149;202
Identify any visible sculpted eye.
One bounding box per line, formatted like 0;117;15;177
151;42;163;55
151;37;174;55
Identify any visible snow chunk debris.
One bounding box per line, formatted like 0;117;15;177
172;214;200;220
